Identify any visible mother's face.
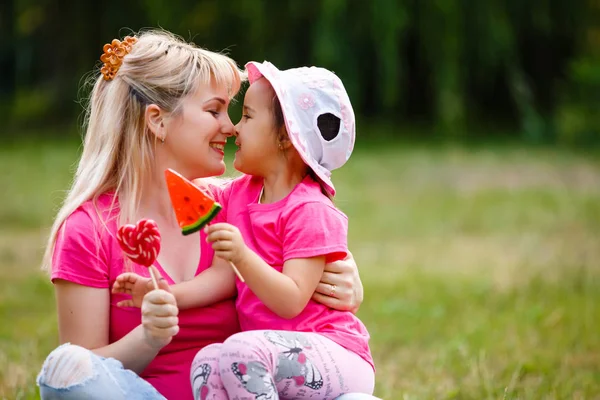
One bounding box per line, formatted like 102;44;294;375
162;81;235;180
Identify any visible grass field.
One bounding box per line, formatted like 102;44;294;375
0;137;599;399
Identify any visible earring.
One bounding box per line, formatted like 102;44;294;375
278;143;283;150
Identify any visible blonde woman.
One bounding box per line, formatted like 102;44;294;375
36;30;366;400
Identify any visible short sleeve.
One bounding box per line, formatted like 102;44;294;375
207;178;235;224
282;202;348;262
51;208;110;288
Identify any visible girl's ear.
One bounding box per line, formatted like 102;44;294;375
277;128;293;150
145;104;166;141
279;137;294;150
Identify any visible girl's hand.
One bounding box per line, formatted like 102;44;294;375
112;272;154;308
313;251;364;314
140;266;179;349
206;223;250;265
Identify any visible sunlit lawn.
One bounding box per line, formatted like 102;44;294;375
1;136;599;399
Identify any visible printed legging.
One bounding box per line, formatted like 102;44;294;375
190;330;375;400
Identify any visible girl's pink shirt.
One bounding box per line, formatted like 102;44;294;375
216;175;373;369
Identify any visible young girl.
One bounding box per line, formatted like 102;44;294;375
115;61;375;399
203;61;375;399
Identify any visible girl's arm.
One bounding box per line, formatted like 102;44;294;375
56;269;179;374
170;257;236;309
112;258;236;310
233;248;325;319
207;223;328;319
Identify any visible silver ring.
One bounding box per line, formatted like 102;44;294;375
329;284;337;297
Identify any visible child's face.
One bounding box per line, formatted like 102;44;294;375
233;78;281;176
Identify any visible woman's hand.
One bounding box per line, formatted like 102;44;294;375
140;266;180;350
313;251;364;313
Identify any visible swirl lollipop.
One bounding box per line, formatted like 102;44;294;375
116;219;161;290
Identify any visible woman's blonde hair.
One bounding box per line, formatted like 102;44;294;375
42;29;244;270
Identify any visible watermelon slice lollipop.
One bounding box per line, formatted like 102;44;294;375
165;168;222;235
165;168;245;282
116;219;161;290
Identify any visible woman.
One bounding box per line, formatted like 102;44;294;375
36;30;369;400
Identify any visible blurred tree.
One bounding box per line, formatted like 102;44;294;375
2;0;596;144
0;0;15;100
555;0;600;144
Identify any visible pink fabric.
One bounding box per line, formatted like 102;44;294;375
245;61;356;197
191;330;375;399
51;192;240;400
215;175;373;369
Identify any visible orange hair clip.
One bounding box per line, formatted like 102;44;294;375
100;36;138;81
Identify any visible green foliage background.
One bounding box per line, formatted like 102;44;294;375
1;0;598;144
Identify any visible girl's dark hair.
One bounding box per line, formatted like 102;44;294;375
270;94;335;201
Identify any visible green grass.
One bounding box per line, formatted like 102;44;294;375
1;138;599;399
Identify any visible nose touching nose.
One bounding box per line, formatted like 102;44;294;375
221;114;236;137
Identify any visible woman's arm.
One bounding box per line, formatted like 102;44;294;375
56;270;179;374
314;251;364;313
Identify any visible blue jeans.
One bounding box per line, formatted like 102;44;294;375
37;343;165;400
37;343;380;400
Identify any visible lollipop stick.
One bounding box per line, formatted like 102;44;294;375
228;261;245;282
148;267;160;290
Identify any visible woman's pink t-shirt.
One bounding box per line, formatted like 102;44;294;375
216;175;373;369
51;192;240;400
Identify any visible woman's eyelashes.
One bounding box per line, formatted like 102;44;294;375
205;102;224;117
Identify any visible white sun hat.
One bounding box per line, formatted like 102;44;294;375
245;61;356;196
